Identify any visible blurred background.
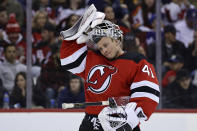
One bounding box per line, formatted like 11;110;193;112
0;0;197;110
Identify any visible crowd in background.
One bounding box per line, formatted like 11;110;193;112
0;0;197;109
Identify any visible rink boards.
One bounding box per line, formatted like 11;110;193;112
0;109;197;131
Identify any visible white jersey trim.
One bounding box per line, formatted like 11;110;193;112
130;80;160;92
131;92;159;103
68;56;87;74
60;46;87;66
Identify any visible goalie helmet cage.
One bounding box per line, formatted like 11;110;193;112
89;20;123;44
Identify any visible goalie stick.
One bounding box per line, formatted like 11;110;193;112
62;97;143;131
62;101;109;109
62;97;127;109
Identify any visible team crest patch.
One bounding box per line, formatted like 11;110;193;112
87;65;117;93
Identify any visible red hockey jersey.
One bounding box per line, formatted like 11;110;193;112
60;40;160;119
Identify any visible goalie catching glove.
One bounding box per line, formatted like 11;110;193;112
98;102;147;131
60;4;105;44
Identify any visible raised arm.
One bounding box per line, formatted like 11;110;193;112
60;40;87;78
59;4;105;78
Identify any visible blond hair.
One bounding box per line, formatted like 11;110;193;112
32;10;48;29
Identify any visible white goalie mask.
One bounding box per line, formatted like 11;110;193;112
88;20;123;44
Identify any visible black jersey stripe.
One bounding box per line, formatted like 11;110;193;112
117;52;152;64
62;50;87;70
131;86;160;97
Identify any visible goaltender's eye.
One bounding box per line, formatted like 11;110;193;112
103;43;108;48
98;47;103;52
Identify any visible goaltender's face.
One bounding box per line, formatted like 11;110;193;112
97;37;123;60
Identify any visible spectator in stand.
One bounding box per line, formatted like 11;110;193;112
0;0;24;27
32;10;48;34
123;31;136;52
175;9;197;48
32;84;47;108
0;44;26;94
32;10;55;43
124;0;138;13
161;0;195;25
102;4;131;34
147;25;186;67
57;75;85;108
1;14;26;63
0;7;8;31
116;4;131;34
103;5;116;23
3;14;23;45
0;14;41;78
36;42;70;108
33;22;59;66
163;69;197;108
10;72;26;108
0;78;7;108
162;54;184;88
123;32;147;56
32;0;56;21
10;72;46;108
131;0;156;31
185;29;197;72
0;7;8;60
145;15;164;46
32;12;45;43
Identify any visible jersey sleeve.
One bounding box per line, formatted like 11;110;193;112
60;40;87;78
129;59;160;119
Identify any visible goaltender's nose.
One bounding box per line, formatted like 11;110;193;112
102;48;108;56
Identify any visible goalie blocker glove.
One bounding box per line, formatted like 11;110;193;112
60;4;105;44
98;102;147;131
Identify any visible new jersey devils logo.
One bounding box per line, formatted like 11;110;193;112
87;65;117;93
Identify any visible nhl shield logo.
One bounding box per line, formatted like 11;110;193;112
87;65;117;93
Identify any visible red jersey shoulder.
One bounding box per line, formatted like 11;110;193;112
119;52;158;83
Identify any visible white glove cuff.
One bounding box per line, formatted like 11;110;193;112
76;34;89;44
